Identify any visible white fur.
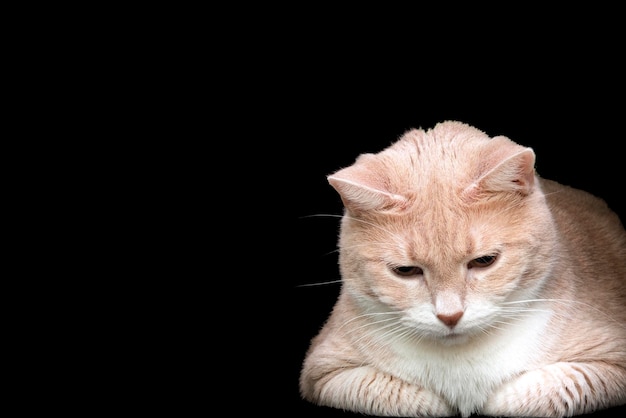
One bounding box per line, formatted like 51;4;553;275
375;306;554;417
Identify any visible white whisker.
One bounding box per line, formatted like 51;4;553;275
296;280;342;287
502;298;625;328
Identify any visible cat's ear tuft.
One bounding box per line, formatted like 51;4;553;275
328;156;407;213
464;137;536;201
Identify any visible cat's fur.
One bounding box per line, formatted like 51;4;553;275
299;121;626;417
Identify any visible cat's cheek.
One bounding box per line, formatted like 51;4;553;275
373;276;428;311
457;302;496;332
469;270;521;301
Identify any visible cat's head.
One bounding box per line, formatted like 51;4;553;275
328;121;557;344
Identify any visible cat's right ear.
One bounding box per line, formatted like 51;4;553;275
328;156;408;213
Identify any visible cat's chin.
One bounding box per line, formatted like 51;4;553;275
436;331;471;346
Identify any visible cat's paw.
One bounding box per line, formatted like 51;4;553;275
413;391;455;417
364;381;455;417
482;363;603;417
482;375;529;416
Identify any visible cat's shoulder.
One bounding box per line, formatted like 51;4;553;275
539;177;624;232
539;178;610;211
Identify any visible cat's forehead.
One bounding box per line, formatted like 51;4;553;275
388;122;492;158
370;123;495;181
329;120;534;217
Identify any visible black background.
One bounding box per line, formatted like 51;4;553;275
198;8;626;416
269;84;626;417
215;8;626;415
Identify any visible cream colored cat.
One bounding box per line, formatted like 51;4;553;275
299;121;626;417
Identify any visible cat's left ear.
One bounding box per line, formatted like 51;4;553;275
465;137;536;200
328;154;408;213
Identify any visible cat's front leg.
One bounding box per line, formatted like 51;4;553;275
482;361;626;417
303;364;454;417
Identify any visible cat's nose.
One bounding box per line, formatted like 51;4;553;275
436;311;464;328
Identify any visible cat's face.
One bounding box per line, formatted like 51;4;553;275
330;121;558;345
338;198;554;345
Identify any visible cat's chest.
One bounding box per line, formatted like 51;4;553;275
375;309;554;405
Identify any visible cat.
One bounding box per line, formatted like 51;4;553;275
299;121;626;417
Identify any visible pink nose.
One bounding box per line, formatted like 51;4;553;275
436;311;464;327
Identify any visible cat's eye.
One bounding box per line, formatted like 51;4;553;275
391;266;424;277
467;255;497;269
